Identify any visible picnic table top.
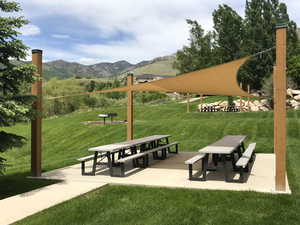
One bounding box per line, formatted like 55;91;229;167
198;135;247;154
88;135;170;152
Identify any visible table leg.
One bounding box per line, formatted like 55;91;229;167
231;152;237;171
221;154;229;182
130;146;137;155
152;141;158;159
107;152;113;176
141;143;147;152
212;154;219;167
237;146;242;158
92;152;98;176
240;142;245;152
165;137;170;153
111;152;116;166
202;154;209;181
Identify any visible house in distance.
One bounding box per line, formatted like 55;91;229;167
135;74;170;83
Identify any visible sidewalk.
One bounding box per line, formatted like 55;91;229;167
0;181;107;225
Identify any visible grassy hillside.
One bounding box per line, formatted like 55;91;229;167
123;57;179;76
1;102;300;225
1;101;300;190
44;77;112;97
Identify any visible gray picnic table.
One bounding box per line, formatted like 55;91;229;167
88;135;170;176
198;135;246;182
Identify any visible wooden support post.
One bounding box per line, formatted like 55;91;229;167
31;49;43;177
127;73;133;140
187;93;190;113
239;83;243;112
274;25;287;191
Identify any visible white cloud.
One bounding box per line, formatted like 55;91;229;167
19;24;40;36
51;34;70;39
77;57;101;65
17;0;300;63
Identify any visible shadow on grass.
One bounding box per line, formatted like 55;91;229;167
0;172;60;200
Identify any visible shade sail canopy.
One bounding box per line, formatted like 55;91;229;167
98;56;252;97
47;56;253;100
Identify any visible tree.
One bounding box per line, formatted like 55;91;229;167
287;55;300;87
175;0;298;91
212;4;244;64
173;19;216;74
242;0;298;89
0;0;36;174
86;80;96;92
212;5;245;104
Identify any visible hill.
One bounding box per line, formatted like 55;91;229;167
43;60;135;79
122;55;179;77
42;55;178;80
14;54;178;80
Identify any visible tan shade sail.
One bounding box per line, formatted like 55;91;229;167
98;56;252;97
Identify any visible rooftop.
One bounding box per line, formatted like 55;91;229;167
135;74;171;80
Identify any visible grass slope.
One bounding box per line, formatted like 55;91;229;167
124;58;179;76
44;77;112;97
1;102;300;224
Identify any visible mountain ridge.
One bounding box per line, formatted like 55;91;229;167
41;55;177;79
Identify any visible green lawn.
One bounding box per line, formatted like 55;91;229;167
14;186;300;225
1;101;300;224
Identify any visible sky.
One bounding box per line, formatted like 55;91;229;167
12;0;300;65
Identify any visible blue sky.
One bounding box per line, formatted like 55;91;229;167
15;0;300;65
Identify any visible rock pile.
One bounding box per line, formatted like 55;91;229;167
198;89;300;112
287;89;300;110
198;99;270;112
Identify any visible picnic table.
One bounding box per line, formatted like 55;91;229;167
98;113;117;124
88;135;171;176
198;135;246;182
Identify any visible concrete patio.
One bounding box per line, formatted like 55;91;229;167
40;152;291;194
0;152;291;225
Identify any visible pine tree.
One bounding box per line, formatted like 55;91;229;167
0;0;36;174
242;0;298;89
212;4;244;64
175;0;298;90
173;19;216;74
212;4;245;105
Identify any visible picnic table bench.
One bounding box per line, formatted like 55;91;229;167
78;135;178;176
77;153;107;175
236;142;256;182
185;153;208;181
185;135;247;182
185;136;256;182
115;142;178;177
